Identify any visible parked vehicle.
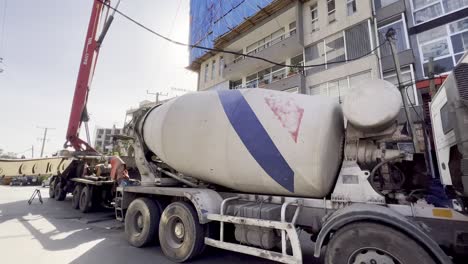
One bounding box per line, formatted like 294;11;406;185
9;176;40;186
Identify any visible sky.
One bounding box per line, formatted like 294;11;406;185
0;0;197;157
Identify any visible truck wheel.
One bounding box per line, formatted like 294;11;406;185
71;184;83;209
49;178;56;198
159;202;205;262
325;222;436;264
125;198;161;247
79;186;92;213
54;180;66;201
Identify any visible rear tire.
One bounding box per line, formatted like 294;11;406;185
49;177;56;198
125;198;161;247
325;222;436;264
79;185;92;213
71;184;83;209
54;179;66;201
159;202;205;262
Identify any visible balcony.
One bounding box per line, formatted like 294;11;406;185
233;66;304;92
224;28;303;80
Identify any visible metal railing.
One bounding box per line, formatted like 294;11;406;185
231;63;303;90
232;28;297;64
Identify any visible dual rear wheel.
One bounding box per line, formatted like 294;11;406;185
125;199;205;262
71;184;92;213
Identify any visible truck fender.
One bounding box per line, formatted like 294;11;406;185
181;188;223;224
313;203;451;264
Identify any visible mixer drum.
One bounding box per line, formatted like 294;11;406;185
142;88;344;198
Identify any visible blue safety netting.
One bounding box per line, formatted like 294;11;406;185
189;0;274;65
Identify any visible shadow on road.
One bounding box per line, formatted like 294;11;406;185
0;187;318;264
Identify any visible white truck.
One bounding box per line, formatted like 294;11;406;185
114;56;468;264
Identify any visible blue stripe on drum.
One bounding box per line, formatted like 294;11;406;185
217;90;294;193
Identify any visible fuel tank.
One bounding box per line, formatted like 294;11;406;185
141;89;344;198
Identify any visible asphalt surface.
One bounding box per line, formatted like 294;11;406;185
0;186;318;264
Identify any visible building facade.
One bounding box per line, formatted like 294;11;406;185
94;125;123;153
189;0;384;103
188;0;468;105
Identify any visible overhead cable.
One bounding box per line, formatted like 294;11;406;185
98;0;386;69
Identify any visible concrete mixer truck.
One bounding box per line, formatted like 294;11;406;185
112;55;468;264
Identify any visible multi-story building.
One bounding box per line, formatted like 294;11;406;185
188;0;468;106
94;125;123;153
188;0;383;103
373;0;468;121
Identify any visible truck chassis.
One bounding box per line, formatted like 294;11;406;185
115;179;468;264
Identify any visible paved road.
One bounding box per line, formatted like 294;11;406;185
0;186;318;264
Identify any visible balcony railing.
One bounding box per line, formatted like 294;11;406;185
232;28;297;64
232;63;303;89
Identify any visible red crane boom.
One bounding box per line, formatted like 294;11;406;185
65;0;113;153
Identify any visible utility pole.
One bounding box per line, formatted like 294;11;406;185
147;90;168;104
31;145;34;158
38;126;55;157
386;28;421;153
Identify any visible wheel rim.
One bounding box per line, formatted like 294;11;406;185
133;211;144;234
349;248;402;264
165;216;186;248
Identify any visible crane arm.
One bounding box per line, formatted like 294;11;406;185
65;0;111;152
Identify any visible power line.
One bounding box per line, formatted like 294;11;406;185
98;0;386;69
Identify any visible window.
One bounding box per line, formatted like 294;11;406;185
305;21;372;75
271;28;286;46
414;4;443;24
443;0;468;13
440;103;454;134
325;33;345;69
421;39;450;61
310;4;319;32
291;54;304;65
374;0;399;9
243;63;291;88
219;56;224;76
346;22;372;60
230;79;242;89
308;71;372;102
309;83;327;95
211;60;216;80
305;41;326;75
289;21;297;35
245;28;286;55
233;50;244;63
328;0;336;23
378;20;409;57
412;0;468;25
204;63;209;82
417;17;468;76
347;0;356;16
246;73;259;88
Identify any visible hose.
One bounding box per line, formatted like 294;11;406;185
368;154;406;195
